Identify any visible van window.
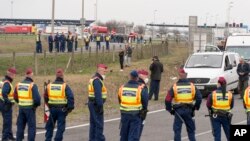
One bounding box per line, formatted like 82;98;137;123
225;56;230;68
186;54;223;68
229;54;237;67
226;46;250;59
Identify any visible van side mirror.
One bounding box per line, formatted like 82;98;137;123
233;60;237;67
224;64;233;71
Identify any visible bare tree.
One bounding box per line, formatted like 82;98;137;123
105;20;119;32
157;26;168;38
134;25;146;34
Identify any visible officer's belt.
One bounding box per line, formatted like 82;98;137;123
48;104;67;108
173;103;193;109
88;98;106;103
213;110;229;117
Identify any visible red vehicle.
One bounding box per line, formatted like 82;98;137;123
0;26;32;34
91;26;108;33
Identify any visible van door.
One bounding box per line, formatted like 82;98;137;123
223;55;234;90
229;54;239;89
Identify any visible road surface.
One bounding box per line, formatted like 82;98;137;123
7;94;245;141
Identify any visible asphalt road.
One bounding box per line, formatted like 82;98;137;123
0;94;246;141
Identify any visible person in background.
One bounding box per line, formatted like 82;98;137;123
149;56;163;101
60;32;66;53
48;33;54;53
54;32;60;52
124;44;132;67
36;31;42;53
237;57;250;99
119;48;125;71
67;31;74;52
14;68;41;141
85;36;90;51
74;34;78;51
105;34;110;50
0;67;17;141
96;34;101;50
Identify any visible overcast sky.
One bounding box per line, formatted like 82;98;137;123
0;0;249;26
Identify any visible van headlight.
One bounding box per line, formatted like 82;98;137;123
210;77;219;83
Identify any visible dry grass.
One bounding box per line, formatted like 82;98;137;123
0;42;189;127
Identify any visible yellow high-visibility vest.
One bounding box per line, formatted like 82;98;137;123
17;82;34;106
0;80;15;103
118;85;143;112
47;83;67;105
212;91;232;111
88;77;107;99
173;83;195;104
244;87;250;111
96;36;101;41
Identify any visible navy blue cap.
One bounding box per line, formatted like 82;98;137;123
130;70;138;78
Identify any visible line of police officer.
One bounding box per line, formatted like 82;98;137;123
1;64;250;141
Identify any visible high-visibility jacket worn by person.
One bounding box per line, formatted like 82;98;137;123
88;77;107;100
17;82;34;106
118;84;143;112
173;82;195;104
244;87;250;111
47;83;67;105
0;80;14;103
212;91;233;111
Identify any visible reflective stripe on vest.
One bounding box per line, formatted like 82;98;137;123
17;82;34;106
118;85;142;112
88;77;107;99
173;83;195;104
212;91;232;111
0;80;15;103
48;83;67;105
244;87;250;111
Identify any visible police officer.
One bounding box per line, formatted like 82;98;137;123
88;64;108;141
48;33;54;53
54;32;60;52
67;31;74;52
244;86;250;125
60;32;66;52
137;69;149;140
0;67;17;141
105;34;110;50
14;68;41;141
84;36;90;51
36;31;42;53
44;68;75;141
96;34;101;50
206;77;234;141
118;70;148;141
165;68;202;141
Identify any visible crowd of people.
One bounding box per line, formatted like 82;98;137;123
1;54;250;141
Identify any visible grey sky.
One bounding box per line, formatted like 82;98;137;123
0;0;249;26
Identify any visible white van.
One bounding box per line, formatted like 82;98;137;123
184;52;240;97
225;33;250;60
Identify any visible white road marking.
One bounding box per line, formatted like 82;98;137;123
169;120;247;141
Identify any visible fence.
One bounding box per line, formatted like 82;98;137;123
0;43;168;75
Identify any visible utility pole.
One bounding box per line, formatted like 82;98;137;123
81;0;85;50
11;0;13;18
51;0;55;35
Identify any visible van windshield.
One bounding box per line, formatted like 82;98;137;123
186;55;223;68
226;46;250;60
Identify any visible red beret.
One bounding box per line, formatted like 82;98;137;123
56;68;64;77
138;69;149;75
97;64;108;69
178;68;186;74
26;68;33;75
7;67;16;74
218;77;227;85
